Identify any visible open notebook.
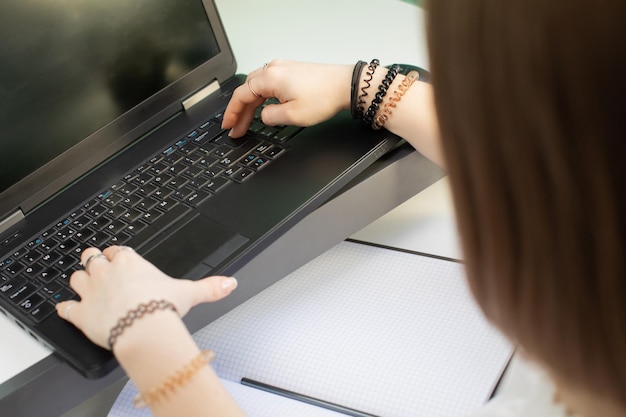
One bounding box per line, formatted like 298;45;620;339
109;240;513;417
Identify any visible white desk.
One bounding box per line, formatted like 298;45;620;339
0;1;524;415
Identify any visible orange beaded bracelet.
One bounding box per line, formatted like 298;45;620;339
133;349;216;408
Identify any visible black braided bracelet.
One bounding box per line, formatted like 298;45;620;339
362;64;400;125
108;300;179;350
355;59;380;120
350;60;367;119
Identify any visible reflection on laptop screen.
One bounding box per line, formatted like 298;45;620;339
0;0;220;194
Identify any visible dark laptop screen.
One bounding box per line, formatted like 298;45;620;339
0;0;220;195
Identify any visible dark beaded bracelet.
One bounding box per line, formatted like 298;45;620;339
108;299;179;350
362;64;400;125
350;60;367;119
355;59;380;120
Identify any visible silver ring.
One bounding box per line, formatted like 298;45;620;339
262;62;268;70
63;301;77;321
82;253;107;273
247;78;262;98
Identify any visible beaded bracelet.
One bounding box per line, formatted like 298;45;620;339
108;300;178;350
362;64;400;125
134;349;216;408
350;60;367;119
354;59;380;119
372;70;420;130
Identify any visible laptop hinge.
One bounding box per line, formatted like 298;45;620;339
0;209;25;235
182;80;221;111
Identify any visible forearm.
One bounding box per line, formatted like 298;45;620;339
113;312;246;417
356;65;444;167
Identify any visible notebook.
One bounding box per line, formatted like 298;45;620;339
108;240;513;417
0;0;400;379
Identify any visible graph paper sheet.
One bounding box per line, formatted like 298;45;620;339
109;240;512;417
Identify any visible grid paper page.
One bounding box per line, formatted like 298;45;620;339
109;240;512;417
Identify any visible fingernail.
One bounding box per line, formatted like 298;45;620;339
227;129;234;137
222;277;238;291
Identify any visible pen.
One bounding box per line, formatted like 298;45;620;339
241;378;380;417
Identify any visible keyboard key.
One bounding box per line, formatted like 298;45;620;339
141;209;163;224
250;157;269;170
204;177;228;193
265;146;284;158
26;237;44;249
121;208;143;223
185;190;212;207
5;260;25;275
30;302;56;322
273;125;301;142
41;252;61;266
55;255;77;269
37;267;61;283
57;240;79;253
23;252;42;264
51;287;77;304
136;197;159;212
24;263;45;278
19;293;45;313
85;231;111;246
104;219;127;234
8;282;39;304
230;168;254;182
109;233;131;246
1;277;26;296
40;282;63;296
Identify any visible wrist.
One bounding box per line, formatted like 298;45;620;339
113;311;201;390
338;63;356;112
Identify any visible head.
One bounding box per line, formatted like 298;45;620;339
426;0;626;413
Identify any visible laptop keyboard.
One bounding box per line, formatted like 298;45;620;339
0;101;300;324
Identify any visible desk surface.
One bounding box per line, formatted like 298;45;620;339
0;1;493;415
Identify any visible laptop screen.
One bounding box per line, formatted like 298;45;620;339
0;0;220;196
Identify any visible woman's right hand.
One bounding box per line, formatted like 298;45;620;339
222;60;353;138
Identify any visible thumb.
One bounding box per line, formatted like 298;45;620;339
189;276;238;306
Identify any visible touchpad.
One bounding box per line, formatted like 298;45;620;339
143;214;249;279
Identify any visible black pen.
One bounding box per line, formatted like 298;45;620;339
241;378;380;417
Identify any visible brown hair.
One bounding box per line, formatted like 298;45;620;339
426;0;626;408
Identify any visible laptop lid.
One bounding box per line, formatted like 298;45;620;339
0;0;235;231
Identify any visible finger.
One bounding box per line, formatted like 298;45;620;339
80;247;102;264
69;269;89;296
80;247;108;274
102;245;136;261
223;64;280;134
260;100;303;126
222;85;264;135
185;276;238;309
56;300;81;326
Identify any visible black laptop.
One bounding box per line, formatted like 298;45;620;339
0;0;399;378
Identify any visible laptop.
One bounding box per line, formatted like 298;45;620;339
0;0;400;378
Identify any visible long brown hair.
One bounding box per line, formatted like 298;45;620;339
426;0;626;408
